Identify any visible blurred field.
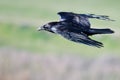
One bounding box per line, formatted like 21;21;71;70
0;48;120;80
0;0;120;80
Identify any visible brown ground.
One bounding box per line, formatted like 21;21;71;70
0;47;120;80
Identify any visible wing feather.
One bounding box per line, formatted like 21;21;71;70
59;31;103;48
58;12;91;29
79;14;115;21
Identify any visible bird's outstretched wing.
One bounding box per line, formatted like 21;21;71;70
59;30;103;48
79;14;115;21
58;12;91;30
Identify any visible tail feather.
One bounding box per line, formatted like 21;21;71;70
88;28;114;35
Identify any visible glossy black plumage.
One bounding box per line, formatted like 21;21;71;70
58;12;114;35
58;12;114;28
38;12;114;48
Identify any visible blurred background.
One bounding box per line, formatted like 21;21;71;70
0;0;120;80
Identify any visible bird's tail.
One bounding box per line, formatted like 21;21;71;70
88;28;114;35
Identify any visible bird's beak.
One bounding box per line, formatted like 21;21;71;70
37;26;44;31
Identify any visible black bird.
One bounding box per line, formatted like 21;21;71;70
58;12;114;35
38;12;114;48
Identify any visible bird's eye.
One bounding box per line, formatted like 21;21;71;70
43;25;49;30
43;26;47;29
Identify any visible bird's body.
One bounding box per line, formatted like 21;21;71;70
38;12;114;48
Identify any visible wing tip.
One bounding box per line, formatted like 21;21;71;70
87;39;104;48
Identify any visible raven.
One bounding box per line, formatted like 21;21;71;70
38;12;114;48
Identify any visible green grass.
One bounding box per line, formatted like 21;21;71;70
0;0;120;56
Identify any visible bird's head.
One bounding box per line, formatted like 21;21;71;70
38;22;59;33
58;12;74;21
